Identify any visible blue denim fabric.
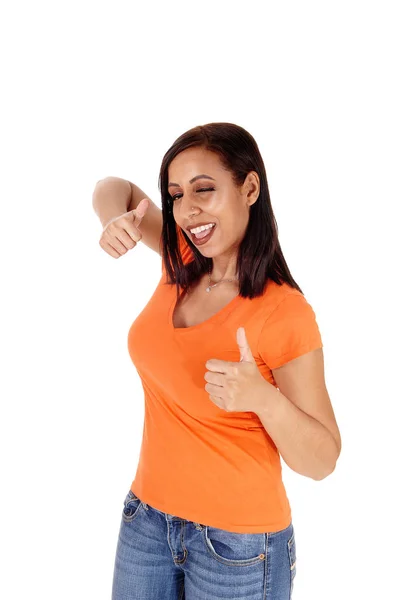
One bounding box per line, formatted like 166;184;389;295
112;489;297;599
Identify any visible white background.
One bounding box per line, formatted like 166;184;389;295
1;1;416;598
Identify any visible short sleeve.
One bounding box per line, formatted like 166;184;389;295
257;292;323;370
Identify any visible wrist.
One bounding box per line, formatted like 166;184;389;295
254;382;282;420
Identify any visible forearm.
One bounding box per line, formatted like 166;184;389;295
255;383;339;481
92;177;132;227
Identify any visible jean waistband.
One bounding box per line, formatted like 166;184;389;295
142;500;204;529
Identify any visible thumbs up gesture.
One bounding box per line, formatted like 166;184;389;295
99;198;150;258
204;327;269;415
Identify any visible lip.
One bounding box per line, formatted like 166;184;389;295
190;223;217;246
186;221;216;231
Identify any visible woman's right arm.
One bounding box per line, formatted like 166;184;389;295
92;176;163;256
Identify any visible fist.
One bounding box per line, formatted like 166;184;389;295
99;198;150;258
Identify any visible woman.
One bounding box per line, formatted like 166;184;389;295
92;122;342;600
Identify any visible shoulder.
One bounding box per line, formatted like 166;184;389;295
176;224;194;264
161;224;194;276
258;280;307;319
262;283;320;333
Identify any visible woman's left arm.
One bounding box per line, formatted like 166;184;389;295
255;347;342;481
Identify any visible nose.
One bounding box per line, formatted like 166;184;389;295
177;191;201;219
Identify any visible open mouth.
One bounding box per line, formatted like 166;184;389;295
190;224;217;245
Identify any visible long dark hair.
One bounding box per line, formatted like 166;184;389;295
159;122;303;300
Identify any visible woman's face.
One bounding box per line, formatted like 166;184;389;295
168;147;259;258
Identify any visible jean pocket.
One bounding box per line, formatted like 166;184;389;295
203;526;266;566
287;530;297;595
122;489;144;523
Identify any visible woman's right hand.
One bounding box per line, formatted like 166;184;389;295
99;197;150;259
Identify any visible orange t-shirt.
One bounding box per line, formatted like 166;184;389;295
127;225;323;533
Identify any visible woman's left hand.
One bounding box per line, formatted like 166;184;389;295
204;327;270;415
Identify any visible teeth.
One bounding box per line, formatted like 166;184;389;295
190;223;215;234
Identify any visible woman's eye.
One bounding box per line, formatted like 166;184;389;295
171;187;214;201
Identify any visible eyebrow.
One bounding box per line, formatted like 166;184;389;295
168;174;215;188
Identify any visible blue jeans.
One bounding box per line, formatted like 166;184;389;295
111;489;297;599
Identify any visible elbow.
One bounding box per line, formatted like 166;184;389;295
313;445;341;481
313;462;337;481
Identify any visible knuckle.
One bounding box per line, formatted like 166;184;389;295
108;219;120;231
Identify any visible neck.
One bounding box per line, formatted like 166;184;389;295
209;261;238;282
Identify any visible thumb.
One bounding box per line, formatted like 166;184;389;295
237;327;255;363
132;198;150;226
